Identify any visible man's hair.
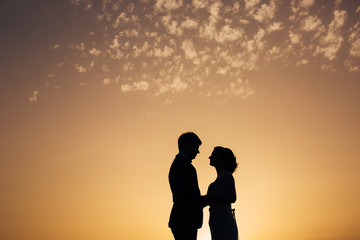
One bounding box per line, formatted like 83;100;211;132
178;132;202;151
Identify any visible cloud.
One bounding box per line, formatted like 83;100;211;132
113;13;130;28
267;22;284;33
230;78;255;99
181;18;198;30
161;15;183;36
74;64;87;73
53;44;60;50
109;37;120;49
245;0;261;10
103;78;111;85
121;81;150;92
89;48;102;57
296;59;309;66
300;15;322;32
348;22;360;57
154;45;175;57
216;25;244;43
29;90;38;102
182;39;197;59
289;30;302;45
170;76;188;92
70;0;92;9
78;82;87;87
192;0;208;9
154;0;183;12
315;10;347;60
216;66;229;75
299;0;315;9
154;76;188;95
208;0;222;21
253;0;277;23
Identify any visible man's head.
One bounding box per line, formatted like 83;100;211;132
178;132;202;160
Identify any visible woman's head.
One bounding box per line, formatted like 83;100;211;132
209;146;238;173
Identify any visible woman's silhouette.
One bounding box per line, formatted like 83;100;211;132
205;146;238;240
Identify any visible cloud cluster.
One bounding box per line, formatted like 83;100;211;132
48;0;360;102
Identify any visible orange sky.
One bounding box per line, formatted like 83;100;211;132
1;1;360;240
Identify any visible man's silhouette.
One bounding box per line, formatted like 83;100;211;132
168;132;204;240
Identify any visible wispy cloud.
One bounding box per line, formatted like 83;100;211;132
314;10;347;60
253;0;277;23
29;90;38;103
348;22;360;57
121;81;150;92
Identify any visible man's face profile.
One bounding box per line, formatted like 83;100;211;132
187;144;200;160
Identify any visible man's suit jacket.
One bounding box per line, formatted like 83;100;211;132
168;153;203;229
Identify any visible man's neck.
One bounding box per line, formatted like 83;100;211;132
178;152;192;162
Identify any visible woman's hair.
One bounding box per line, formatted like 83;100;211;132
213;146;238;173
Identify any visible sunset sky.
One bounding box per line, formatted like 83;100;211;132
1;0;360;240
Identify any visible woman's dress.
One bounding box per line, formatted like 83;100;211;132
207;177;238;240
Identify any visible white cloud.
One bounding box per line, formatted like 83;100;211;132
89;48;102;57
154;76;188;95
103;78;111;85
110;37;120;49
216;25;244;43
29;90;38;103
182;39;197;59
154;45;175;57
127;2;135;13
299;0;315;9
208;0;222;21
145;32;158;37
113;13;130;28
335;0;342;7
230;79;255;99
121;84;132;92
170;76;188;92
192;0;208;9
161;14;183;36
134;81;150;91
267;22;284;33
349;66;359;72
102;64;109;72
356;7;360;14
181;18;198;30
349;22;360;57
121;81;150;92
245;0;261;10
300;15;322;32
216;66;229;75
253;0;277;23
289;31;302;45
315;10;347;60
123;62;134;71
74;64;87;73
78;82;87;87
71;0;92;9
296;59;309;66
155;0;183;12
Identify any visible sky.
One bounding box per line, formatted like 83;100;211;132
0;0;360;240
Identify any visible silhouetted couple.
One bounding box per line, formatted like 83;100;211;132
169;132;238;240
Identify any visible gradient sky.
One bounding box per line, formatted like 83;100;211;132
1;0;360;240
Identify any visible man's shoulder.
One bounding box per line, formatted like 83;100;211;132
170;154;194;172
